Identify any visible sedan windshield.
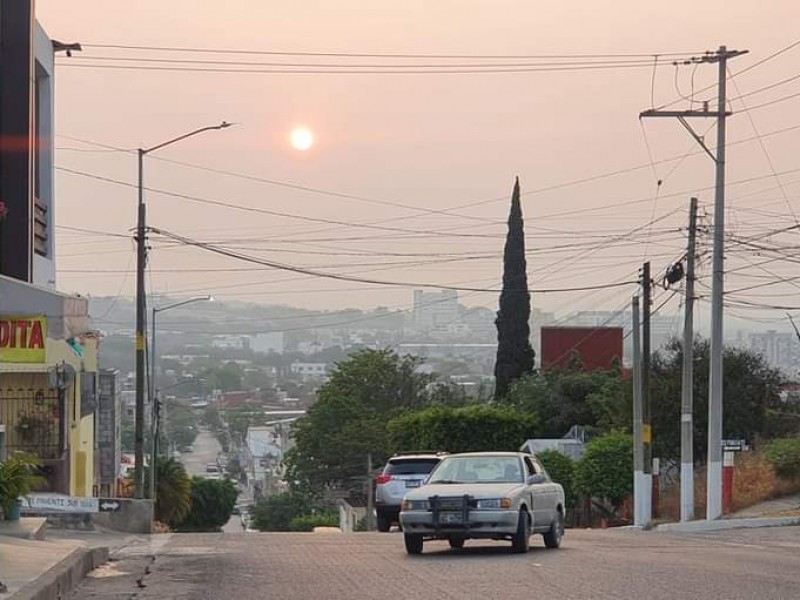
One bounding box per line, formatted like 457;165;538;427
428;456;523;484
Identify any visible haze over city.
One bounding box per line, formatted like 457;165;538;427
39;1;800;331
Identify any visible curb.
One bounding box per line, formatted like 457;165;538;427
9;546;109;600
654;516;800;534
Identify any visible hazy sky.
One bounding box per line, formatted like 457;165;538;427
38;1;800;333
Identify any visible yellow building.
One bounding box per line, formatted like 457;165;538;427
0;277;99;497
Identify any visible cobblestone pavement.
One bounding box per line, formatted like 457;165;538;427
69;527;800;599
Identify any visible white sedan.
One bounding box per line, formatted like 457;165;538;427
399;451;565;554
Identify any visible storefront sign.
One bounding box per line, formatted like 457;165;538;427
0;315;46;363
22;494;99;513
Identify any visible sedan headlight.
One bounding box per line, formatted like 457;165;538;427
402;499;430;511
475;498;513;509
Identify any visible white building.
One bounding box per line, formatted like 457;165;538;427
250;332;284;354
290;362;328;379
212;335;249;350
412;289;459;332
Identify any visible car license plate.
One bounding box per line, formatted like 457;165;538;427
439;512;462;525
405;480;421;488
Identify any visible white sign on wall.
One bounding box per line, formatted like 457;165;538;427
22;494;99;513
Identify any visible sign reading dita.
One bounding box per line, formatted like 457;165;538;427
0;315;47;363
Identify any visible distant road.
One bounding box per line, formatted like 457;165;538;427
70;526;800;599
179;429;222;477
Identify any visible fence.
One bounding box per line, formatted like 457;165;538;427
1;386;64;459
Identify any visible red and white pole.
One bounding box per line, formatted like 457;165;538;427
722;451;735;514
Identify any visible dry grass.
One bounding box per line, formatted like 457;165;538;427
657;451;800;522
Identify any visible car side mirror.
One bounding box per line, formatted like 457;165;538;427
527;474;546;485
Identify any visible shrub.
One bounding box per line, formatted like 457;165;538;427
288;513;339;532
172;477;237;532
765;438;800;481
574;431;633;515
536;450;577;508
251;491;310;532
144;458;192;524
386;404;538;454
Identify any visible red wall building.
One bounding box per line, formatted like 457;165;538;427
541;326;623;372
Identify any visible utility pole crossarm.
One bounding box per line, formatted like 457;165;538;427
639;109;730;119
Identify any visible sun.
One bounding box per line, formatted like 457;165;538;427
290;127;314;151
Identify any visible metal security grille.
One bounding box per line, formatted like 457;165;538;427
1;387;62;459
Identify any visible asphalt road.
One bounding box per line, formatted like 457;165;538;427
179;429;222;477
70;526;800;599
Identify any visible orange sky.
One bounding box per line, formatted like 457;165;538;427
37;1;800;331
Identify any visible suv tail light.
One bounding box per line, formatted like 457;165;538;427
376;474;392;485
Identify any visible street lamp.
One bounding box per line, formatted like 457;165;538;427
148;295;213;500
134;122;230;500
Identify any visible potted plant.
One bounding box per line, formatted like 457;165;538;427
0;453;46;521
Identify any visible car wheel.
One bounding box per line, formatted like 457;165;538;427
511;510;531;554
448;537;465;549
543;510;565;549
404;533;424;555
376;512;392;533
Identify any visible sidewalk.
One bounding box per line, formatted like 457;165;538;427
0;526;139;599
726;492;800;519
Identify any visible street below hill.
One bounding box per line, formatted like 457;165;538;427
69;526;800;599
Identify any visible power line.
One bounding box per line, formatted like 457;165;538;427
150;225;639;294
81;43;699;60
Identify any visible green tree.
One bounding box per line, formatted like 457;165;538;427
765;438;800;481
650;339;783;462
536;450;577;508
386;405;537;454
574;431;633;516
504;368;629;438
285;349;440;497
494;178;535;398
144;458;192;524
203;362;244;392
172;477;237;532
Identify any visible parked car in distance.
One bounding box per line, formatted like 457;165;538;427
399;451;565;555
375;452;447;532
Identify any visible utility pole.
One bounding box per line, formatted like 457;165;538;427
681;198;699;521
134;148;147;499
366;453;374;532
640;47;747;520
642;261;653;517
632;296;647;527
132;123;230;500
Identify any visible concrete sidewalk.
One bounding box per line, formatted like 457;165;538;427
1;526;140;599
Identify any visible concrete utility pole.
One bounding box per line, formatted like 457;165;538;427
367;453;374;532
681;198;699;522
133;123;230;499
642;261;653;507
640;47;747;520
632;296;647;527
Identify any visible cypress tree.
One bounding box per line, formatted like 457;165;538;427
494;177;534;398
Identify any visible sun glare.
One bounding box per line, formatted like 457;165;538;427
290;127;314;151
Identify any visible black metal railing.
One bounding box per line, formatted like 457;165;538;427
1;387;63;459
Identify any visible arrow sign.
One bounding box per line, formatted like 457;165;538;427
99;499;121;512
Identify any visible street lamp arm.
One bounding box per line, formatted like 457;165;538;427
142;122;232;155
154;295;213;314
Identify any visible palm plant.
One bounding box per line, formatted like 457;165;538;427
144;457;192;524
0;452;46;519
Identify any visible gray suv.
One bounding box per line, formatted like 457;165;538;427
375;452;446;532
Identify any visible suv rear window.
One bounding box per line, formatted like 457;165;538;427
385;458;440;475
